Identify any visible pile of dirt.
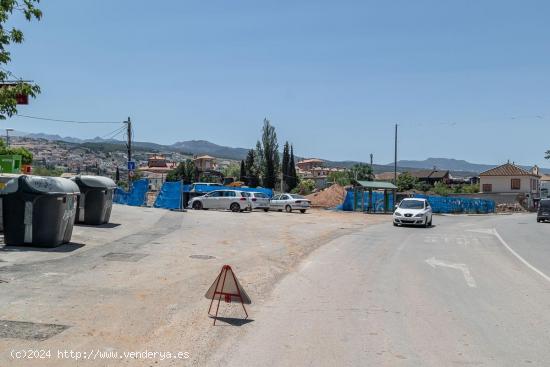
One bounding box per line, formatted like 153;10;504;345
306;184;347;208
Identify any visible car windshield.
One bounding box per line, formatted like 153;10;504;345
399;200;425;209
540;201;550;209
290;194;305;199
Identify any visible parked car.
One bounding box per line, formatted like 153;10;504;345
537;199;550;222
393;198;433;227
246;192;271;212
188;190;250;212
270;193;310;213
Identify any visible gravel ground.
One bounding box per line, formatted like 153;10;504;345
0;204;386;366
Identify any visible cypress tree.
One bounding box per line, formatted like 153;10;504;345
287;145;298;191
239;160;246;184
282;141;290;191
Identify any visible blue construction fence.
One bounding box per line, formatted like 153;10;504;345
338;190;394;212
412;194;495;214
113;179;149;206
153;182;273;210
337;190;495;214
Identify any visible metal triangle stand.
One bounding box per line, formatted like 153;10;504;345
207;265;249;325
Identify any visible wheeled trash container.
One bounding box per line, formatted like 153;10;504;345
71;175;117;225
0;175;79;247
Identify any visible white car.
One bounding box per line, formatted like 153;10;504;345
188;190;250;212
270;193;310;213
245;192;271;212
393;198;433;227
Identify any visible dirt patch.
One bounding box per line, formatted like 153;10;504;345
306;184;347;208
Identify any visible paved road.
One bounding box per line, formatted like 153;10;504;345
211;214;550;367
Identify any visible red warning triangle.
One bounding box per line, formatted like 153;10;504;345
205;265;251;304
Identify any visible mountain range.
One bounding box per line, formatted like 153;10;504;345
7;130;549;175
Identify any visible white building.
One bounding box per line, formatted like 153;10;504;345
479;163;540;197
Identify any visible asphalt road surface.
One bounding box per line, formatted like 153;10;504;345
211;213;550;367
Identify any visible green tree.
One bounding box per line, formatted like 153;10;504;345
221;162;240;179
348;163;372;183
256;118;280;188
0;140;33;164
292;179;315;195
287;144;298;191
328;170;351;186
0;1;42;119
245;149;260;187
396;172;418;191
166;159;196;183
433;181;451;196
282;141;290;190
414;181;432;192
239;160;246;182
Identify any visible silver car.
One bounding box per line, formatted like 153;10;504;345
188;190;250;212
270;193;310;213
393;198;433;227
246;192;271;212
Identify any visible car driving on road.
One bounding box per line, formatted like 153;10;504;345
270;193;310;213
537;199;550;222
188;189;250;212
393;198;433;227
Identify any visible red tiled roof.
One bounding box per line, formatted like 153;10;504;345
479;163;537;177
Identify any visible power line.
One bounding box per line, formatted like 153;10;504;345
15;114;122;124
101;125;126;139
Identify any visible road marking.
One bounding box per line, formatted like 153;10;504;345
426;257;477;288
492;228;550;283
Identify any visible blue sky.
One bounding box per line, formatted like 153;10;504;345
4;0;550;166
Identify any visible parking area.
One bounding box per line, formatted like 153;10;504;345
0;204;386;366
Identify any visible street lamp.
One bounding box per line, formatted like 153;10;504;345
5;128;13;147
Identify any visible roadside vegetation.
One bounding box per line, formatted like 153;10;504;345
397;172;479;195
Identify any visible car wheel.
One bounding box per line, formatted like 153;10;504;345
393;222;398;226
428;217;433;227
285;205;292;213
192;201;202;210
263;208;269;212
230;203;240;212
423;218;429;228
300;209;306;214
537;219;541;223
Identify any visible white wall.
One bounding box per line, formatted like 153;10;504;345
480;176;539;194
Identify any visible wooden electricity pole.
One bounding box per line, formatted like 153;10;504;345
125;117;132;188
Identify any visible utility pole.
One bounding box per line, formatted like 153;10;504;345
125;117;132;188
5;128;13;147
393;124;398;206
394;124;398;184
370;153;373;180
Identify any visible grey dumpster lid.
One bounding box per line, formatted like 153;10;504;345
72;175;117;189
1;175;80;195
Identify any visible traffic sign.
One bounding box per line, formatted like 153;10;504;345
127;161;136;171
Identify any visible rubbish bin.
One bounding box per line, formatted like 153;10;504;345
0;174;21;232
71;175;117;225
0;175;79;247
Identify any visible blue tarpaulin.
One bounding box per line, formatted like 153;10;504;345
338;190;394;212
113;179;148;207
190;184;273;197
337;190;495;214
412;194;495;214
152;182;274;210
153;182;191;209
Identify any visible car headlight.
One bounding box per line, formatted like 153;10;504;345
394;211;402;216
414;213;424;217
